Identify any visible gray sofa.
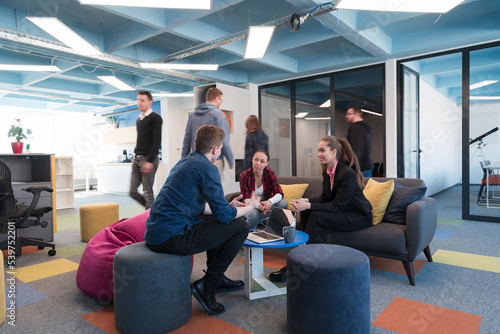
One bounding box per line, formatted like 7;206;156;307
228;176;437;286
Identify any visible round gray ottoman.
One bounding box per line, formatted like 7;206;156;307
113;242;191;334
287;244;370;334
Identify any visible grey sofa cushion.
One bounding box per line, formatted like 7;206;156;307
321;223;407;256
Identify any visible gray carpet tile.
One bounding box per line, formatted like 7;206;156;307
0;298;107;334
28;271;111;316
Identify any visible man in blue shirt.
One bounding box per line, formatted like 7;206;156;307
145;125;259;315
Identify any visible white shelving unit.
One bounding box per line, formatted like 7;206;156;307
55;156;75;210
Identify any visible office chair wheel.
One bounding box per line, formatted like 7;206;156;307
48;249;56;256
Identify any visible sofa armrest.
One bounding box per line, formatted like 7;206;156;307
405;197;437;261
225;192;241;203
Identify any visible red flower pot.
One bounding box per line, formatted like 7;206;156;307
11;142;23;154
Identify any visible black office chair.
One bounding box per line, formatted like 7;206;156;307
0;159;56;257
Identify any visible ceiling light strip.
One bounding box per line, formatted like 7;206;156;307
0;64;61;71
140;63;219;71
78;0;211;9
26;17;101;55
0;88;128;105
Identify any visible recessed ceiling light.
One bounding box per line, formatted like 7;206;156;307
97;76;135;91
0;65;61;71
361;109;383;117
336;0;465;13
304;117;331;120
470;80;498;90
319;99;331;108
470;96;500;100
26;17;101;55
295;112;308;118
78;0;211;9
154;93;195;98
140;63;219;71
244;26;275;59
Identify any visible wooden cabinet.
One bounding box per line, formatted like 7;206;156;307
55;156;75;210
0;154;56;242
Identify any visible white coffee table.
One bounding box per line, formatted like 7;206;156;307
243;230;309;300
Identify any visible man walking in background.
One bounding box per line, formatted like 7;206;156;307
345;105;373;177
130;90;162;209
182;87;234;177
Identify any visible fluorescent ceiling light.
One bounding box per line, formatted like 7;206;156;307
470;96;500;100
295;112;308;118
0;65;61;71
78;0;211;9
26;17;101;55
304;117;331;120
361;109;383;117
244;26;275;59
140;63;218;71
470;80;498;90
336;0;465;13
320;99;331;108
154;93;195;98
98;76;135;91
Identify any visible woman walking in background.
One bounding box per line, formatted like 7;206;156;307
244;115;268;170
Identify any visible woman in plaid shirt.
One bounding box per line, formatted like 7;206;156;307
239;150;288;229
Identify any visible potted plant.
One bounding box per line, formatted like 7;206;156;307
8;119;32;154
108;115;125;128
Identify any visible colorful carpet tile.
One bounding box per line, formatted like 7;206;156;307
373;296;482;333
433;249;500;273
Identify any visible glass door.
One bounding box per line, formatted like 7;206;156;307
402;66;420;178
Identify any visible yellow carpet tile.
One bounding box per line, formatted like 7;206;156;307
433;249;500;273
11;258;79;283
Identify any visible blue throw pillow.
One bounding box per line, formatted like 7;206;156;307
382;182;427;224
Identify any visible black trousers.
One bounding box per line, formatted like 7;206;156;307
147;216;248;284
301;209;372;244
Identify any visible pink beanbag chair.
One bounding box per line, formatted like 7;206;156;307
76;210;150;301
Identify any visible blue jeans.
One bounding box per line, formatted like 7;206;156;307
362;169;373;178
246;199;288;230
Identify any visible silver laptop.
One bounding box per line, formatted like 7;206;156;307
246;208;295;244
246;230;284;244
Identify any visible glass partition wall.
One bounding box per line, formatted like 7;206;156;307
259;65;385;178
399;42;500;222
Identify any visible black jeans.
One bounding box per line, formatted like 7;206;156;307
301;209;372;244
147;216;248;284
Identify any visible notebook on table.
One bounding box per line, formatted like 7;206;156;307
246;208;296;244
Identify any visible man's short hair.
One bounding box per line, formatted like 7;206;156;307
137;90;153;101
349;105;362;115
206;87;222;102
195;125;225;154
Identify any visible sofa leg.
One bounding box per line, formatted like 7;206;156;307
423;245;433;262
402;261;415;286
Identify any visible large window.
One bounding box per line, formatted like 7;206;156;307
259;64;385;178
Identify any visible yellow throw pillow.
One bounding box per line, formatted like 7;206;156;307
363;179;394;225
280;184;309;210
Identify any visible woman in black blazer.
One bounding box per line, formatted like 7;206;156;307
269;136;372;282
292;136;372;243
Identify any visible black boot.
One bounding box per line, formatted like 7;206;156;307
215;275;244;293
269;266;287;282
191;277;225;315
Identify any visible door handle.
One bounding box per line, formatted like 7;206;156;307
411;149;423;153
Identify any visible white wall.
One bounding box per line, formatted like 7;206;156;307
419;79;462;196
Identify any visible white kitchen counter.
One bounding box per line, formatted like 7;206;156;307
97;163;163;195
